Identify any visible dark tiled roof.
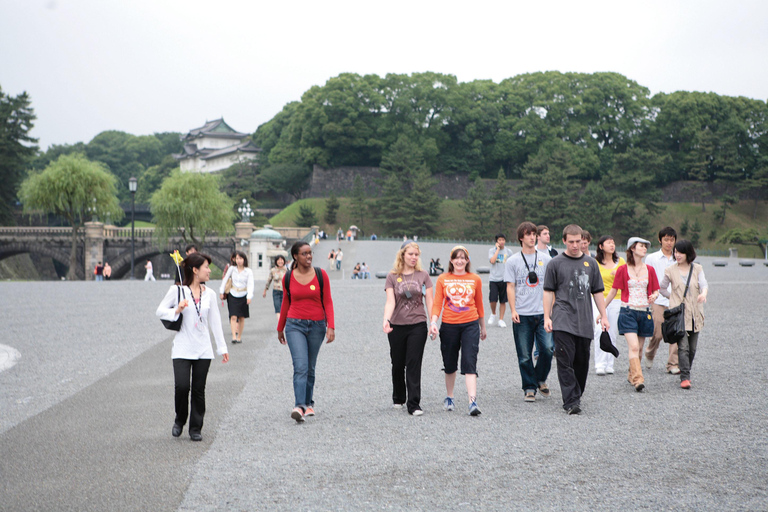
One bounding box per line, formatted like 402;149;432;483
182;118;250;141
201;140;261;160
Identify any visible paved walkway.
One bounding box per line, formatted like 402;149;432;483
1;243;767;511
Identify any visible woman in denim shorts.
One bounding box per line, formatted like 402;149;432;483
604;237;660;392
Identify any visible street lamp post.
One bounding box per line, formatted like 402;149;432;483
238;198;253;223
129;177;137;280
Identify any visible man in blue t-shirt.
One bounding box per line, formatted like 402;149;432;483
505;222;554;403
488;233;514;328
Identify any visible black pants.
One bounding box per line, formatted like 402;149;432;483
388;322;428;413
553;331;591;410
173;358;211;434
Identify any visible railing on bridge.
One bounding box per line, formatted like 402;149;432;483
0;226;76;237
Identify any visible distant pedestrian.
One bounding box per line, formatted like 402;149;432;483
488;233;513;328
645;227;680;374
337;228;343;242
658;239;708;390
328;249;336;271
543;224;609;415
94;261;104;282
352;263;362;279
264;255;288;321
537;225;558;258
603;237;660;392
219;251;254;344
505;222;554;403
278;241;335;423
580;231;592;257
593;235;625;375
430;246;487;416
156;252;229;441
335;248;343;270
346;229;353;241
144;259;155;281
103;262;112;280
361;262;370;279
382;240;433;415
185;244;198;256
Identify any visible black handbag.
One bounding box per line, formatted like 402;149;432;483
661;269;693;344
161;285;185;331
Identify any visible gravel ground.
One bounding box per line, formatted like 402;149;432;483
1;241;767;511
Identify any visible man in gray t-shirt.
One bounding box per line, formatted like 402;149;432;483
505;222;554;402
543;225;609;415
488;234;514;328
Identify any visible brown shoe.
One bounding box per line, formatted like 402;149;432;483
628;358;645;391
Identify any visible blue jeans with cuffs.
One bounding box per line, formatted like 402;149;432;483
285;318;326;409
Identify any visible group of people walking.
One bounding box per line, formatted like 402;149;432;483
156;223;708;439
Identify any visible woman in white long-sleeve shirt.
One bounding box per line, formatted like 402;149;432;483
156;253;229;441
219;250;254;344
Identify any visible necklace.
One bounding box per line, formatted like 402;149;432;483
190;284;204;330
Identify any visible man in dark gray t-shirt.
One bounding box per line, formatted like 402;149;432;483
543;225;609;415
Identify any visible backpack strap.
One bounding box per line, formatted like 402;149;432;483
284;267;325;314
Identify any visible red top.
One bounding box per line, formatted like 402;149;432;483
611;264;660;303
277;269;335;331
431;272;485;324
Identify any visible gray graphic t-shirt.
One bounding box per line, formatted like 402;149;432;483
504;250;551;316
543;253;604;338
488;246;514;282
385;270;433;325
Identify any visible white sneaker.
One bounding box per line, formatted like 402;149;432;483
487;314;496;326
497;319;507;328
596;368;606;376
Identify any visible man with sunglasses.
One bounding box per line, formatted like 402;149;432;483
505;221;554;403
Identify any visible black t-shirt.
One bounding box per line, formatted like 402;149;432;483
543;253;604;338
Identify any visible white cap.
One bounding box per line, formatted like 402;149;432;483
626;237;651;248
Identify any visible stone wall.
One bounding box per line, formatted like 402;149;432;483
308;165;758;203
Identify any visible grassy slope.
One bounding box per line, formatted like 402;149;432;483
270;198;768;257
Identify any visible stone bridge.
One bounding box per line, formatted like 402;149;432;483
0;223;314;280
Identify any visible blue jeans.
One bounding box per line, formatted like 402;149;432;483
285;318;327;408
512;314;554;393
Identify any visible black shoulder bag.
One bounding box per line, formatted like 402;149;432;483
661;269;693;344
161;285;186;331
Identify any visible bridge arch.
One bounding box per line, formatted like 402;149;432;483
0;241;82;279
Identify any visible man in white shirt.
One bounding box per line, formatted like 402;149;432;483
644;227;680;373
488;233;514;328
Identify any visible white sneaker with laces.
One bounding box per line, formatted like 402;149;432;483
497;319;507;328
487;314;496;326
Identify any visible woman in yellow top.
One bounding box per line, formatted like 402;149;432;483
429;246;487;416
594;235;625;375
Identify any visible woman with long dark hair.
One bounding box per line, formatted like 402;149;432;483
429;246;486;416
604;237;660;391
594;235;625;375
219;250;254;344
382;240;433;415
156;253;229;441
658;240;708;389
264;255;288;321
277;242;335;423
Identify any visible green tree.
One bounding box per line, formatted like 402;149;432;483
18;154;124;279
0;87;38;225
690;219;702;247
135;154;178;204
260;163;311;200
490;168;513;233
150;171;235;246
295;204;318;227
713;194;737;225
406;166;442;237
463;177;490;238
740;163;768;219
324;191;340;225
349;175;367;230
719;228;766;257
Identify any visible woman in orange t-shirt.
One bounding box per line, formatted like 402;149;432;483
430;246;487;416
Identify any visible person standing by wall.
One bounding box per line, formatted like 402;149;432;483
645;227;680;374
103;262;111;280
430;246;487;416
144;259;156;281
94;261;104;282
156;253;229;441
382;240;433;416
219;251;254;344
604;237;660;392
593;235;625;375
278;242;335;423
505;222;554;403
543;225;609;415
264;255;288;321
658;239;708;389
488;233;514;328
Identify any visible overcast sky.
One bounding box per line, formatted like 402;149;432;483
2;0;768;151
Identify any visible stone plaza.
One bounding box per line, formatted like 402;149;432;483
1;240;766;511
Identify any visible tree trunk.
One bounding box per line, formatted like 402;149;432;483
67;225;80;280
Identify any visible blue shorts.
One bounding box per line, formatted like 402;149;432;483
618;307;654;337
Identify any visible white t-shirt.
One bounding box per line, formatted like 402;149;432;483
645;250;675;307
488;246;514;282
